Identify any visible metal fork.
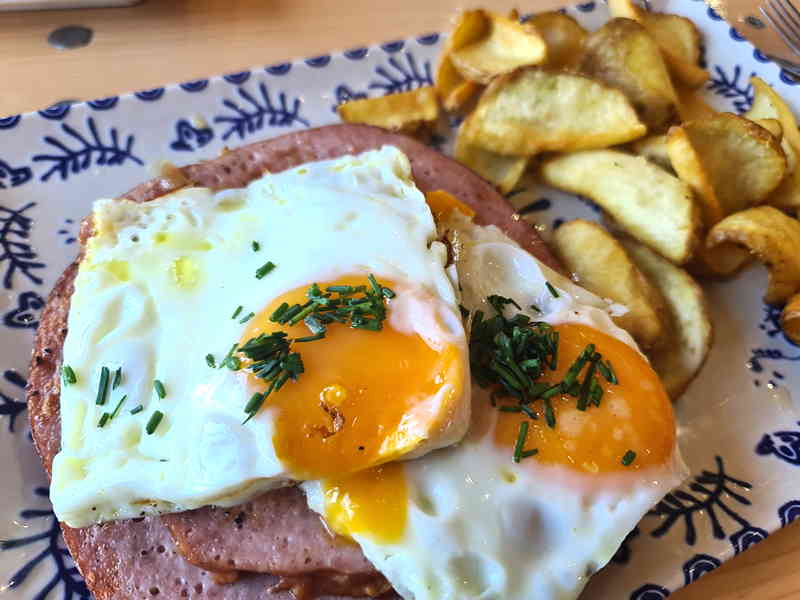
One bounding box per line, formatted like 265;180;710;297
761;0;800;57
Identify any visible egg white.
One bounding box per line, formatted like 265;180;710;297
51;146;467;528
303;219;688;600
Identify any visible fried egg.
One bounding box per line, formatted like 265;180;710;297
51;147;470;527
303;215;688;600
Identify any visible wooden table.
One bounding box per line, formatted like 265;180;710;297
0;1;798;599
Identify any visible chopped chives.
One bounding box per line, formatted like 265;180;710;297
243;392;265;416
530;304;541;313
112;367;122;390
153;379;166;399
110;395;128;420
205;353;216;368
255;261;276;279
589;378;603;407
130;405;144;415
231;305;243;319
499;405;522;413
219;343;238;370
545;281;560;298
520;405;538;420
544;397;556;428
295;332;325;343
97;412;110;428
239;312;255;324
252;240;260;252
541;383;562;400
382;287;396;299
95;366;110;406
577;358;598;411
145;411;164;435
601;359;618;384
270;302;289;322
61;365;77;386
513;421;529;463
521;449;539;459
621;450;637;466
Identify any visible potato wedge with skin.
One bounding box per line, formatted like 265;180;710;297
607;0;708;88
746;77;800;209
462;69;646;156
552;220;667;348
631;134;671;171
671;114;787;220
528;11;588;69
449;10;547;84
688;244;752;279
620;238;713;399
707;206;800;303
580;18;679;131
666;125;724;226
454;130;527;194
338;87;439;133
540;150;701;264
434;54;482;113
781;293;800;345
676;85;717;122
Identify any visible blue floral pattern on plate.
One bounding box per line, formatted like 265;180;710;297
0;1;799;598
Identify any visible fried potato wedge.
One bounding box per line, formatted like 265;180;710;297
552;220;667;348
755;118;783;140
666;125;723;225
607;0;708;88
434;54;482;113
540;150;701;264
338;87;439;133
676;85;717;122
707;206;800;303
620;238;713;399
449;10;547;84
454;130;528;194
528;11;588;69
462;68;646;156
580;18;678;131
688;244;752;279
746;77;800;209
669;114;787;221
631;134;671;171
781;293;800;345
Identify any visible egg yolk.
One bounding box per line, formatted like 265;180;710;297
321;462;408;544
241;276;464;480
494;323;676;473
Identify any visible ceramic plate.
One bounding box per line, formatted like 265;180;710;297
1;1;799;598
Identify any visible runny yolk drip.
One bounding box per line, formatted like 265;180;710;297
494;323;676;473
241;276;464;480
321;462;408;544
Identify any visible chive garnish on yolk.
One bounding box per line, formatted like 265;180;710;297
513;421;529;463
95;366;110;406
621;450;637;466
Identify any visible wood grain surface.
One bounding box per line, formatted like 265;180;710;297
0;1;798;599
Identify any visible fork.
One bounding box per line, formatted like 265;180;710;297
761;0;800;58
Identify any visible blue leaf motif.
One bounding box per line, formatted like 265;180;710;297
778;500;800;527
4;290;44;329
683;554;721;585
32;117;144;182
169;119;215;152
214;83;310;142
755;422;800;466
0;202;44;290
630;584;670;600
1;487;90;600
707;65;755;113
648;456;752;545
0;387;25;433
729;526;768;554
369;52;433;95
0;160;32;189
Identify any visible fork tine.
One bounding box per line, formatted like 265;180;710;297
770;0;800;39
777;0;800;30
761;0;800;56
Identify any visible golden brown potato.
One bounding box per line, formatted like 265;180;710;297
746;77;800;210
528;11;588;69
631;134;671;171
620;238;713;399
552;220;667;348
707;206;800;303
676;85;717;122
449;10;547;84
454;130;528;194
434;54;482;113
781;293;800;345
540;149;701;264
606;0;708;88
580;18;679;131
462;68;646;156
668;114;787;222
338;87;439;133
